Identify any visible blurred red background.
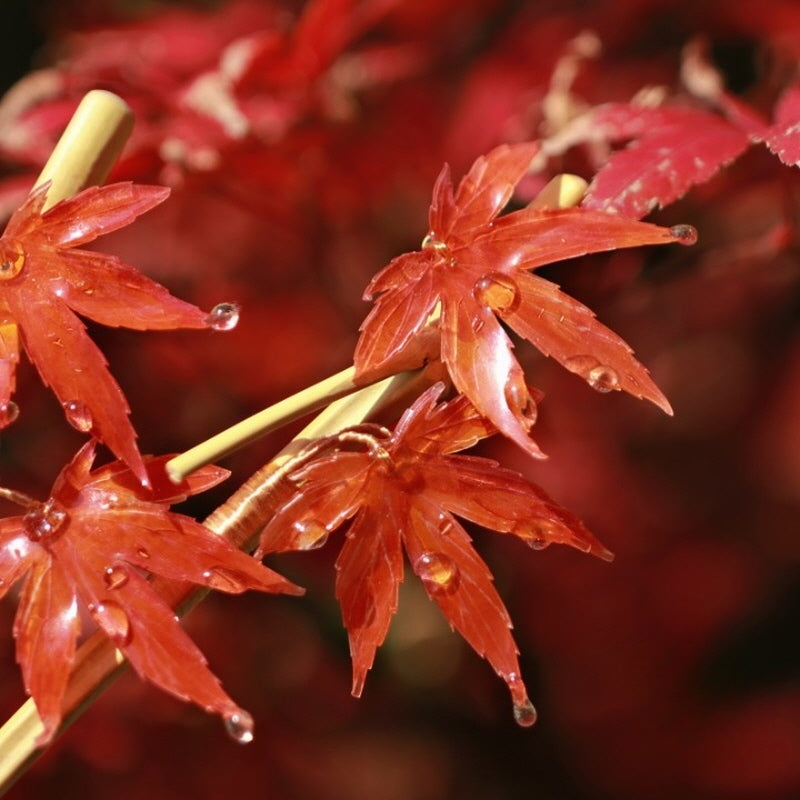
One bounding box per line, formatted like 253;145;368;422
0;1;799;797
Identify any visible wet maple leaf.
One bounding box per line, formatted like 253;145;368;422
0;181;226;485
0;440;302;745
354;142;684;458
257;383;611;723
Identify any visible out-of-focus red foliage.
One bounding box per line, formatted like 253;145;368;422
0;0;800;799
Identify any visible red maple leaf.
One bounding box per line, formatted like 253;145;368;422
0;181;225;485
354;142;683;458
257;383;611;724
0;440;302;744
581;103;752;218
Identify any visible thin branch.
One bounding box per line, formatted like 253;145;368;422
166;365;361;483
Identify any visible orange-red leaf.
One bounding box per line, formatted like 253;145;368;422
259;384;609;722
355;142;683;457
0;441;302;744
0;182;216;484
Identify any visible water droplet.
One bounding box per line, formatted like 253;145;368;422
136;547;150;559
0;240;25;281
415;551;460;596
205;302;240;331
23;499;69;543
564;355;620;393
513;699;538;727
587;364;620;393
92;600;132;646
0;400;19;427
291;519;329;550
62;400;93;432
103;564;129;590
202;567;246;593
472;273;520;314
514;518;562;549
669;224;698;245
224;709;254;744
504;376;536;425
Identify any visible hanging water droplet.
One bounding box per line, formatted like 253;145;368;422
586;364;620;393
103;564;129;590
514;518;561;550
0;240;25;281
472;273;520;314
202;566;246;593
415;551;460;596
23;499;68;543
224;709;254;744
92;600;132;646
62;399;93;432
205;302;240;331
0;400;19;427
669;224;698;245
513;699;538;727
291;519;329;550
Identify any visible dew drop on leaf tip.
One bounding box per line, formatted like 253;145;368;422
205;302;240;331
224;709;254;744
669;224;698;245
0;400;19;427
513;699;538;727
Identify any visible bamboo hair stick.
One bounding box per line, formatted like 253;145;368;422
33;89;133;209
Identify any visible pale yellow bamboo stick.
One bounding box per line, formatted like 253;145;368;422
33;89;133;209
166;365;361;483
528;173;587;210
